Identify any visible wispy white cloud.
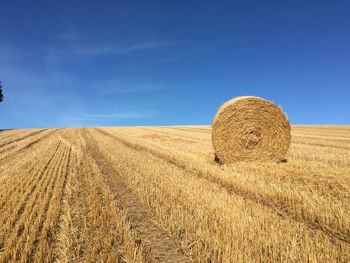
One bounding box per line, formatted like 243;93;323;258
1;39;161;128
94;82;162;94
56;111;155;127
45;40;167;69
80;112;153;119
70;42;164;56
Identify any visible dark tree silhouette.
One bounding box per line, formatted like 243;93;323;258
0;81;3;103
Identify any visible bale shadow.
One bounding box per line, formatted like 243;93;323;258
214;154;223;165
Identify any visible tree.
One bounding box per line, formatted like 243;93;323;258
0;81;3;103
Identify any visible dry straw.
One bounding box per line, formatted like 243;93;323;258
212;96;291;163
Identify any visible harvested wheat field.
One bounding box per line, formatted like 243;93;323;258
0;126;349;263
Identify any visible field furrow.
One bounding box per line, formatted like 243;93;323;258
0;129;42;146
0;129;58;169
95;128;350;245
89;127;350;262
0;129;47;149
0;142;69;262
28;147;71;262
82;129;191;263
161;126;211;134
0;141;61;212
51;129;141;262
0;129;20;138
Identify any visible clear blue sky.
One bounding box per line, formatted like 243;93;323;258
1;0;349;128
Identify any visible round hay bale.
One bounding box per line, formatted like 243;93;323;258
212;96;291;163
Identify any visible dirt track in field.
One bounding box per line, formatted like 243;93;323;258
83;129;190;262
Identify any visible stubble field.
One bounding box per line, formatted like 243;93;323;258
0;126;349;262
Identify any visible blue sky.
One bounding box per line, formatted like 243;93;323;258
0;0;349;128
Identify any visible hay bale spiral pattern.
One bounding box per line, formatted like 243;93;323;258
212;96;291;163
